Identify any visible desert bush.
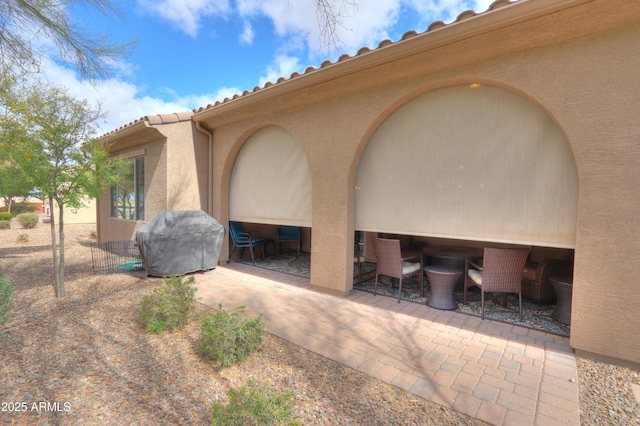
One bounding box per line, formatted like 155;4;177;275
138;275;197;334
209;380;299;426
17;233;29;243
0;277;16;326
0;212;12;220
196;304;264;367
16;213;38;229
11;203;35;215
0;220;9;229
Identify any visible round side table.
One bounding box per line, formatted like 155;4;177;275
550;272;573;325
422;246;483;291
424;265;461;310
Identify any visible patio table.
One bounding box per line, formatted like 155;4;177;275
422;246;484;291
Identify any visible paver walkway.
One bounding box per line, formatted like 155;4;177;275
194;262;579;426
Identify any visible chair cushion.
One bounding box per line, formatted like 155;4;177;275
522;263;538;281
468;269;483;286
402;262;421;274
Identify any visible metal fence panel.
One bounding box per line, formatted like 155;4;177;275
90;240;146;277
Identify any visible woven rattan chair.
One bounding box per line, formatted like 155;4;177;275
464;247;530;320
354;232;365;283
372;237;422;303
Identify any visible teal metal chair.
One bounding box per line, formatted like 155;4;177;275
276;226;301;257
229;221;266;265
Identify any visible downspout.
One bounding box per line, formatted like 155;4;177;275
195;122;214;216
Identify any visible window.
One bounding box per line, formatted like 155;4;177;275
111;157;144;220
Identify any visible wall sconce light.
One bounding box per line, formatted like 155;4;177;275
469;83;481;89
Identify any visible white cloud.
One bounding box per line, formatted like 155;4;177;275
236;0;400;56
258;55;304;87
38;58;238;133
236;0;499;58
239;20;254;45
407;0;496;23
137;0;232;37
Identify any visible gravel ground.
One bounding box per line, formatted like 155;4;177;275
0;221;639;425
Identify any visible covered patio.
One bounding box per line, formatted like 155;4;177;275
233;248;572;337
191;0;640;367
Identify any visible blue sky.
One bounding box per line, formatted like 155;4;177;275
42;0;494;132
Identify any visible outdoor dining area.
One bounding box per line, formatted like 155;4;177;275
229;224;574;337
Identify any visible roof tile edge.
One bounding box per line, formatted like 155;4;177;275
99;111;194;139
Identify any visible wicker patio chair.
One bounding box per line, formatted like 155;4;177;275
372;237;423;303
464;247;530;320
354;232;364;282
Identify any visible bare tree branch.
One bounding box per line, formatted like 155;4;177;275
0;0;134;80
314;0;357;51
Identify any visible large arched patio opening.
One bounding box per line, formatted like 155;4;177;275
228;126;312;268
353;83;578;331
355;83;578;248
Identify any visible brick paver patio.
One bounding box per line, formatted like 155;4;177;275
194;263;579;425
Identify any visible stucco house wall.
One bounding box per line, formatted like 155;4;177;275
191;0;640;365
54;198;97;224
96;0;640;366
97;115;209;242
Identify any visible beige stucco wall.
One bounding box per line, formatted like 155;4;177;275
97;137;167;241
201;5;640;365
97;120;210;242
54;198;96;224
165;121;210;211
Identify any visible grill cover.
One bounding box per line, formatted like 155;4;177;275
136;210;225;276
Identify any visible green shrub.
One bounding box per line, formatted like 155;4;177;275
16;213;38;229
0;220;9;230
196;304;264;367
11;203;34;215
0;277;16;326
0;212;12;220
138;275;197;334
209;380;299;426
17;233;29;243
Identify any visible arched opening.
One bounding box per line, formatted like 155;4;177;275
229;126;312;272
356;84;577;247
354;84;578;335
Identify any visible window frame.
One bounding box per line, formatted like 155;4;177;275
111;156;145;221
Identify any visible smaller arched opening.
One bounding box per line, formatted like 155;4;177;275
227;126;313;271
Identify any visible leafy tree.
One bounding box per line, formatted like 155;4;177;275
12;82;119;297
0;67;40;212
0;0;134;80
